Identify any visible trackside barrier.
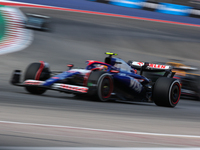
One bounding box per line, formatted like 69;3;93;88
157;3;191;16
89;0;200;18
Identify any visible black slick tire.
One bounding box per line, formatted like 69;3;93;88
97;73;113;101
87;71;113;101
24;62;50;95
153;77;181;107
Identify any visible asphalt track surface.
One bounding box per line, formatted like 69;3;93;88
0;8;200;147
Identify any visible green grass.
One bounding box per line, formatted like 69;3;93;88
0;9;6;42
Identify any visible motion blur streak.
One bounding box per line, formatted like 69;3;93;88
0;120;200;139
0;0;200;27
0;6;33;55
1;147;200;150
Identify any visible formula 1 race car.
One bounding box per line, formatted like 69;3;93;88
10;52;181;107
24;13;50;31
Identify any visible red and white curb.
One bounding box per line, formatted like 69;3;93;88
0;6;33;55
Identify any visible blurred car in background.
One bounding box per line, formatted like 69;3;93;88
143;62;200;100
24;13;50;31
166;62;200;100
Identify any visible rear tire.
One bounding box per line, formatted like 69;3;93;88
153;77;181;107
24;62;50;95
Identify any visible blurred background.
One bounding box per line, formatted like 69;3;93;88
0;0;200;148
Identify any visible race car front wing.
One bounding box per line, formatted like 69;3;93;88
10;70;89;94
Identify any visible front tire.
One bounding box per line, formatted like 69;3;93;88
153;77;181;107
24;62;50;95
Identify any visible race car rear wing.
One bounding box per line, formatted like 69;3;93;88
130;61;171;71
129;61;174;77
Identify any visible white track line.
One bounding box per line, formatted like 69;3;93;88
0;120;200;138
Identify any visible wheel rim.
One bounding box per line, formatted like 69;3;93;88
101;76;113;99
170;83;181;105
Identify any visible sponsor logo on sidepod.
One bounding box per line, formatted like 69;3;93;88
129;77;142;93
